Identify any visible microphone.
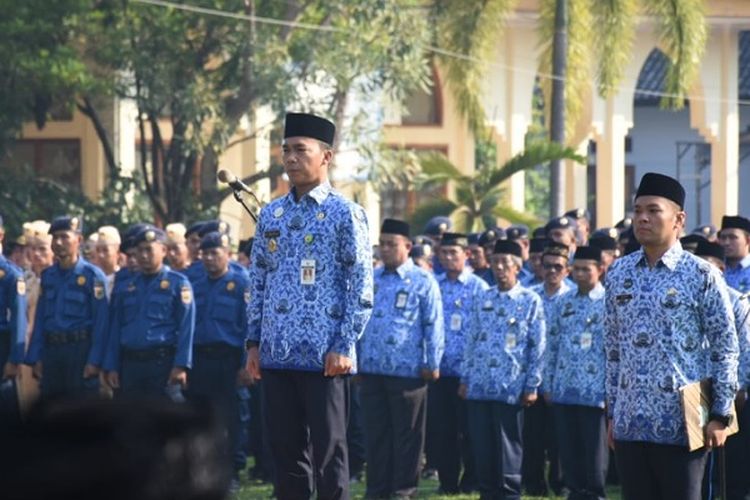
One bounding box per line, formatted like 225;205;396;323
217;169;253;195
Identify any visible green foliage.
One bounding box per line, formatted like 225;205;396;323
411;141;584;233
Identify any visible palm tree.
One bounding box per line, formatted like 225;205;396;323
409;141;585;233
432;0;707;214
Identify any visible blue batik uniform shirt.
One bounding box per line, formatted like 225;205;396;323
531;280;575;393
0;256;27;364
725;254;750;293
437;268;489;377
462;282;545;403
728;288;750;391
193;266;251;348
103;266;195;371
605;242;739;446
546;282;606;408
359;259;443;377
247;181;373;372
26;258;109;367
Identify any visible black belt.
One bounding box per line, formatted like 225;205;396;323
45;330;91;346
122;345;176;362
193;343;242;358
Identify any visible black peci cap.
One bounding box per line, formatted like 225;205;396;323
573;246;602;263
380;218;410;238
635;172;686;209
493;240;522;257
284;113;336;145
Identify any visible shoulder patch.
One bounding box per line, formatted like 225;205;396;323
16;278;26;296
181;285;192;304
244;288;251;304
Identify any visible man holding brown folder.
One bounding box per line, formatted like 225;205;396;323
604;173;740;500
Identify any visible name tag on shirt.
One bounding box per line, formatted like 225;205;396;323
300;259;316;285
450;313;462;331
580;332;592;350
395;291;408;309
505;333;517;350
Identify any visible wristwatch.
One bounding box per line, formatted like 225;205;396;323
709;413;733;427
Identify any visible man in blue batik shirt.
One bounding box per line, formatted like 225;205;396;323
719;215;750;294
246;113;373;500
459;239;545;500
545;246;608;500
605;172;739;500
358;218;443;500
25;216;109;398
694;239;750;500
432;232;488;495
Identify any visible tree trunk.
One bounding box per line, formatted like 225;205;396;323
549;0;567;217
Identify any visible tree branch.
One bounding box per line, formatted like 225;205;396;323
76;96;118;178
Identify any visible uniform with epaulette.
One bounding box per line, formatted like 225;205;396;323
247;113;373;500
25;216;109;398
461;240;545;500
605;174;739;500
545;246;608;500
189;231;251;489
103;226;195;398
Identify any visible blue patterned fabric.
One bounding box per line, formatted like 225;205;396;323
247;181;373;372
531;280;575;395
437;269;489;377
0;256;27;364
462;283;545;403
545;283;606;408
358;258;444;377
193;266;251;348
26;258;109;367
729;288;750;390
604;242;739;446
725;254;750;293
103;267;195;371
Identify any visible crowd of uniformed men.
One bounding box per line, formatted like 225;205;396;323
0;112;749;500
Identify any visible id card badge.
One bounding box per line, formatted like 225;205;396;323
395;291;408;309
580;331;592;350
505;333;517;350
300;259;316;285
450;313;462;331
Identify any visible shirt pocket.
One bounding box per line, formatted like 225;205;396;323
211;295;238;323
122;296;138;325
146;294;173;323
43;288;57;319
63;288;88;319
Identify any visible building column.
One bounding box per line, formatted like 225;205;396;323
565;140;589;212
592;97;628;227
691;27;739;225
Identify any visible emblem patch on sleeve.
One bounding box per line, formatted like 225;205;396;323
93;281;105;300
181;285;192;304
16;278;26;296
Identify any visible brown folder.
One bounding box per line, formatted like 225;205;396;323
679;379;739;451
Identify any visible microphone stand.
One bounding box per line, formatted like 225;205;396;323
232;189;259;223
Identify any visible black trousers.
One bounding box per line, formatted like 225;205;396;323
554;404;608;500
522;398;563;495
431;376;475;493
726;399;750;500
467;400;524;500
346;378;366;479
614;440;708;500
263;369;350;500
360;374;427;498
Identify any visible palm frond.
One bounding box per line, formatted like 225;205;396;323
643;0;707;110
416;151;471;190
449;205;477;234
487;141;585;187
433;0;518;136
408;198;459;235
591;0;638;97
492;205;542;226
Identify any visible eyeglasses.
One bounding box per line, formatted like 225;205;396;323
543;263;566;272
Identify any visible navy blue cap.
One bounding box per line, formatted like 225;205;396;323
409;243;433;259
505;225;529;241
120;223;149;252
284;112;336;145
185;221;209;238
635;172;686;209
615;217;633;231
133;225;167;245
531;227;546;239
493;240;522;257
467;233;481;245
49;215;83;234
479;227;505;246
197;220;230;237
423;216;452;236
200;231;231;250
545;216;577;234
692;224;717;239
591;227;619;240
564;208;590;220
529;237;548;253
589;235;618;251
